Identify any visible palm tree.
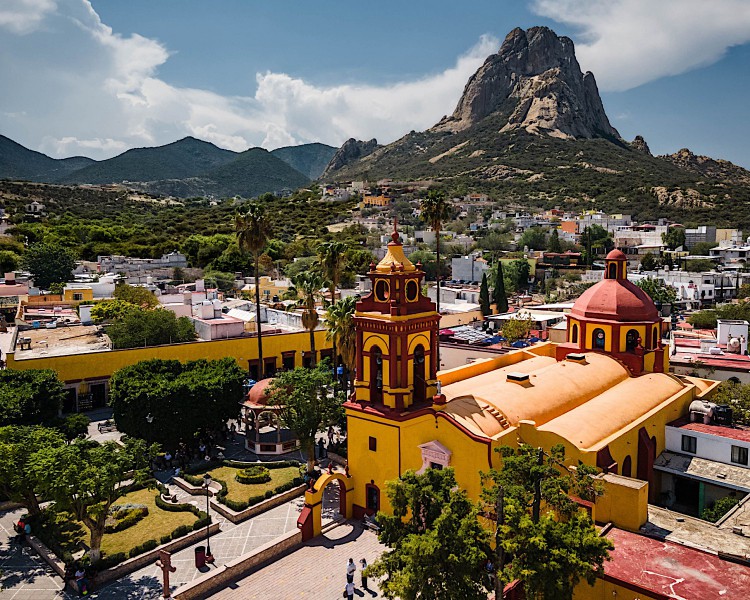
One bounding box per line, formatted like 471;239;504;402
420;189;452;316
292;271;325;367
325;295;357;397
236;202;272;379
317;240;347;375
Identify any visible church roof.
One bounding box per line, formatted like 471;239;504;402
570;278;659;321
441;351;691;450
243;378;280;409
375;221;416;273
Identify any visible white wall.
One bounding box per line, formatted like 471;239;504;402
666;425;750;470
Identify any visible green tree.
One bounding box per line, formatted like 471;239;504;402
701;495;740;523
690;241;716;256
493;262;508;313
548;228;563;253
479;273;491;317
55;413;91;442
685;258;715;272
236;203;272;377
292;271;325;367
420;190;453;318
106;308;196;349
501;311;533;343
0;369;66;426
325;295;357;396
0;426;65;516
482;444;612;599
687;310;718;329
506;258;531;292
635;277;677;304
0;250;19;274
662;227;686;250
109;358;245;448
639;252;657;271
89;299;139;323
408;250;437;281
271;364;340;473
30;438;154;563
318;240;348;371
113;283;159;308
710;381;750;426
368;468;491;600
21;242;77;290
518;228;548;251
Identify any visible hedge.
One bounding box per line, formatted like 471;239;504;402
236;466;271;484
214;475;304;512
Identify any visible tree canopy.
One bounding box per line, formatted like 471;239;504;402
635;277;677;304
106;307;196;349
479;273;491;317
21;242;77;290
112;283;159;308
369;468;491;600
109;358;246;448
493;262;508;313
271;364;340;473
0;369;66;426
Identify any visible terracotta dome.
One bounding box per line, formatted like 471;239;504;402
605;249;627;261
245;378;277;407
571;278;659;322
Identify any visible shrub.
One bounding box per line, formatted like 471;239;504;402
104;504;149;533
160;534;171;545
171;524;192;538
128;539;158;558
701;496;740;523
93;552;127;570
235;466;271;484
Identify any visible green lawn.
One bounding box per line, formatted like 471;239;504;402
207;466;300;503
39;487;199;560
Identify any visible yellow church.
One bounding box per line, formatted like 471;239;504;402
341;226;718;526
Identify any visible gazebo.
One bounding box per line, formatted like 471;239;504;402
241;378;300;455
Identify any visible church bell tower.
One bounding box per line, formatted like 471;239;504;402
353;221;440;410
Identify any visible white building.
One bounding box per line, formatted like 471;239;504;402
451;254;489;284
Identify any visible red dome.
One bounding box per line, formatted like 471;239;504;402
606;249;627;261
571;278;659;322
245;378;277;407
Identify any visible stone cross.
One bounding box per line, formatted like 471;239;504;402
155;549;176;599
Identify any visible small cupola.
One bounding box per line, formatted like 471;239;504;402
605;249;627;281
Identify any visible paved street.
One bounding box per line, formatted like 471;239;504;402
209;521;385;600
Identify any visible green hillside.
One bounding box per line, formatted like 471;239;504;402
0;135;95;181
206;148;310;197
58;136;237;184
271;142;336;180
331;111;750;229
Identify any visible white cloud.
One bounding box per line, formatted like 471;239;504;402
533;0;750;91
0;0;56;34
0;0;497;159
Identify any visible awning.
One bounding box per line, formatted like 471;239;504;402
654;451;750;492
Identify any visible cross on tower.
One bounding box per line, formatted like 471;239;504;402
155;549;177;599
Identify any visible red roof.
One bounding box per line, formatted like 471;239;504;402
605;528;750;598
668;416;750;444
244;378;277;408
606;249;627;260
570;278;659;322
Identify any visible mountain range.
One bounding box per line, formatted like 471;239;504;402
0;135;336;199
323;27;750;228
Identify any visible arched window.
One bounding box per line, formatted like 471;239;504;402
571;323;579;344
622;455;632;478
593;328;606;350
370;346;383;404
652;328;659;349
625;329;639;352
608;263;617;279
413;345;426;403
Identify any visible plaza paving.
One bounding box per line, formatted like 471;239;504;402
208;522;385;599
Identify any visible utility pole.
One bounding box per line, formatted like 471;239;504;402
532;447;543;523
494;486;505;600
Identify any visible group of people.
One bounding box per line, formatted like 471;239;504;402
344;557;368;599
63;563;90;596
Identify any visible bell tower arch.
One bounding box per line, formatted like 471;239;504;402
353;220;440;410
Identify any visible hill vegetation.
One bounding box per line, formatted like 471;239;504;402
270;142;336;180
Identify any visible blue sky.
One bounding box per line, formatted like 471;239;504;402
2;0;750;168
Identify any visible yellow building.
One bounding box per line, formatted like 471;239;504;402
342;242;718;525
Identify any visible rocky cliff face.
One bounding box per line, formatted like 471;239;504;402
662;148;750;186
322;138;380;179
630;135;652;156
433;27;620;140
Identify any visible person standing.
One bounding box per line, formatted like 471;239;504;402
346;557;356;583
345;580;355;600
360;558;368;590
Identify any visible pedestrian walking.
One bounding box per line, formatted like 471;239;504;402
360;558;368;589
346;557;356;583
328;425;335;445
344;581;355;600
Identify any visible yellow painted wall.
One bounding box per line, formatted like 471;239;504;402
6;329;331;382
617;325;646;352
574;578;660;600
585;323;612;352
63;288;94;302
439;310;484;329
594;474;649;532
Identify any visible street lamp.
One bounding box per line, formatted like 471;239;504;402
145;413;153;444
202;473;214;562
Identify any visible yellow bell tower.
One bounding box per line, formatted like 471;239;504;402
352;220;440;411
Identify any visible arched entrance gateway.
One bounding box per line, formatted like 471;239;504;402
296;472;355;541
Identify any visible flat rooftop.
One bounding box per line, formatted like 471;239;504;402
609;525;750;597
668;416;750;444
14;324;111;359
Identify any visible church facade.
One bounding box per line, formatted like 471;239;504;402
345;233;719;526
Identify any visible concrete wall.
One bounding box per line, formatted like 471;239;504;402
173;529;302;599
665;425;750;469
438;343;506;371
